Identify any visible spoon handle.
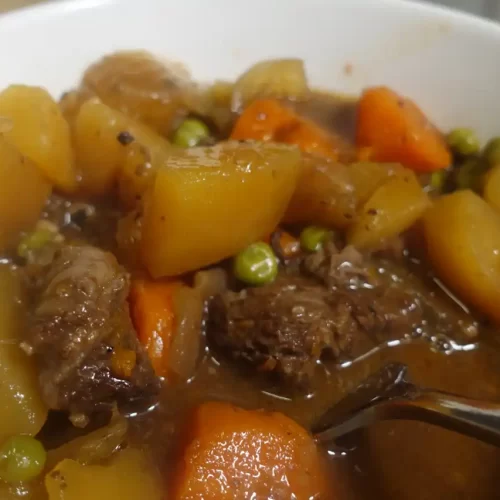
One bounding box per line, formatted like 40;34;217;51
315;390;500;448
395;391;500;447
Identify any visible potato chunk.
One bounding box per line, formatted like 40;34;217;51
483;164;500;212
74;98;170;196
59;88;93;127
423;190;500;324
284;160;412;230
284;155;356;228
0;138;51;250
45;448;161;500
348;161;408;206
141;141;301;277
0;85;76;192
118;133;172;209
0;265;48;442
347;170;430;248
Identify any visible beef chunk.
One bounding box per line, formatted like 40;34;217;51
24;246;160;416
209;276;357;383
303;241;372;290
209;243;427;385
305;241;478;339
304;242;424;334
210;236;479;386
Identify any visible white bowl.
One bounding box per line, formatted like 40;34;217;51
0;0;499;140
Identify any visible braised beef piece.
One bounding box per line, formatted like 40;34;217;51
303;242;372;290
306;241;478;339
208;243;427;385
210;239;479;386
210;275;356;383
23;245;160;417
303;242;424;333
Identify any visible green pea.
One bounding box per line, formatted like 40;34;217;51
17;229;55;259
300;226;331;252
0;435;46;483
234;242;278;286
447;128;480;156
483;137;500;167
430;169;448;191
172;118;210;148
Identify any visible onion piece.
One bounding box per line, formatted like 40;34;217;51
165;270;228;382
168;286;204;381
194;268;228;300
46;416;128;470
82;50;196;133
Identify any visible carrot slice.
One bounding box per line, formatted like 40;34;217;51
230;98;296;142
230;98;343;160
277;230;301;259
356;86;451;172
263;229;301;259
129;279;181;378
282;118;341;159
111;348;137;378
356;146;374;162
171;402;328;500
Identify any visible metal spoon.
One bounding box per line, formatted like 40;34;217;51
313;363;500;447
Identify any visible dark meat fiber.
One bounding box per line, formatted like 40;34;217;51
24;245;160;416
209;243;425;385
210;275;356;382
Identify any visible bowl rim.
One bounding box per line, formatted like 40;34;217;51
2;0;500;37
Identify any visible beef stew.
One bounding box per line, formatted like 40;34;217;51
0;52;499;499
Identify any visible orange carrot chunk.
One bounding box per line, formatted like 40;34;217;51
263;229;301;259
171;402;329;500
283;118;342;159
277;230;301;259
231;98;344;160
230;98;296;142
356;86;451;172
129;279;181;378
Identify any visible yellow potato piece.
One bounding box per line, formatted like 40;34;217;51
45;448;162;500
141;141;301;277
118;133;173;209
284;154;356;228
0;85;76;192
0;138;51;250
74;98;170;196
0;265;48;442
348;162;408;206
347;170;430;248
423;190;500;324
0;484;37;499
59;88;93;128
483;164;500;212
116;208;143;270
